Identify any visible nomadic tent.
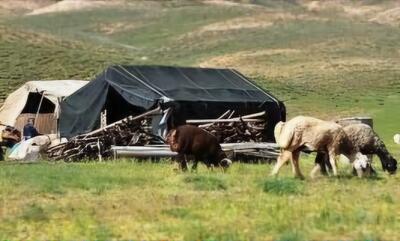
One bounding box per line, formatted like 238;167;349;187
0;80;88;134
60;65;286;140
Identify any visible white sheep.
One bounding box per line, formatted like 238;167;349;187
272;116;357;179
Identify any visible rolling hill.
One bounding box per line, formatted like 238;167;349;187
1;0;399;149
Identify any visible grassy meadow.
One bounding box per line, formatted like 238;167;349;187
1;0;400;239
1;160;400;240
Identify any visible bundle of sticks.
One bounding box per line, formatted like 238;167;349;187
47;107;163;161
48;108;270;162
186;110;266;143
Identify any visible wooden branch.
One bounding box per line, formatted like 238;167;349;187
79;106;161;140
241;111;266;119
187;118;264;124
199;110;232;128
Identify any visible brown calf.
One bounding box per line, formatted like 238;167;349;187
166;125;232;171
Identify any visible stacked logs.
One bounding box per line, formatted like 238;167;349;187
47;109;271;162
186;110;266;143
203;121;265;143
47;108;163;161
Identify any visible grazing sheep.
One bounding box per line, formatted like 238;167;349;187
315;123;397;176
313;151;375;178
166;125;232;171
272;116;357;178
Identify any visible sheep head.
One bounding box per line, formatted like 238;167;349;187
382;155;397;174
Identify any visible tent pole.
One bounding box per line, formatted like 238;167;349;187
55;97;61;137
34;91;45;128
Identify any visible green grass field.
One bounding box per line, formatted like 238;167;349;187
1;160;400;240
1;0;400;239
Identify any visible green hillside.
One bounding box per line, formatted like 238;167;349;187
1;0;399;148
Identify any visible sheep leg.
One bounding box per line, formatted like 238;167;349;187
328;152;338;176
312;152;325;178
310;164;320;179
0;146;4;161
311;152;323;178
292;150;304;179
290;159;296;175
315;152;331;175
271;150;291;176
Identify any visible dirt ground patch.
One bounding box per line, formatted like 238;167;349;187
95;22;139;35
179;12;324;40
26;0;124;15
301;0;384;19
200;16;273;32
369;7;400;26
199;48;302;76
0;0;53;15
301;0;345;13
200;12;324;32
342;5;382;18
202;0;265;9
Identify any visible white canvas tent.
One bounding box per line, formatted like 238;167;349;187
0;80;88;133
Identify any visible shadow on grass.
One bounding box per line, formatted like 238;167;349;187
379;192;394;204
263;178;304;196
327;172;384;181
277;230;306;241
183;175;228;191
20;204;49;222
181;222;253;241
162;207;200;220
94;224;115;240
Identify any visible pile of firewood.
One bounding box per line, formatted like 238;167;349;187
47;108;163;161
186;110;266;143
48;108;271;162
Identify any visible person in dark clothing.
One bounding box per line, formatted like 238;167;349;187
23;118;41;140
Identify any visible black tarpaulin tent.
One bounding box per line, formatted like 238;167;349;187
59;65;286;140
